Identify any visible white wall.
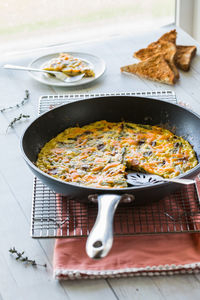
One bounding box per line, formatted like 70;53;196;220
193;0;200;42
176;0;200;42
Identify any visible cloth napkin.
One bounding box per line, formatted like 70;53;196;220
53;177;200;280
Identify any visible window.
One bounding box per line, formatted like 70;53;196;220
1;0;175;53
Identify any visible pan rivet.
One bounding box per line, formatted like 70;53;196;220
88;194;98;203
121;194;135;203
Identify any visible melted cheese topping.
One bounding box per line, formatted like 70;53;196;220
43;53;95;77
36;121;198;188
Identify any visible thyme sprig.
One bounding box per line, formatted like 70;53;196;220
6;113;30;132
9;247;47;268
0;90;30;113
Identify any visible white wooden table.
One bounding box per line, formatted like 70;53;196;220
1;25;200;300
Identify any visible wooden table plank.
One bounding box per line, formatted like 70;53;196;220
61;280;118;300
152;275;200;300
108;277;165;300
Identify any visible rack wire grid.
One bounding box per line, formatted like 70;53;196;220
31;90;200;238
38;90;177;115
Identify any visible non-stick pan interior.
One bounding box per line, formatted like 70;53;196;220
22;96;200;164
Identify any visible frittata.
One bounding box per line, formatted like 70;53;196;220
43;53;95;77
36;120;198;188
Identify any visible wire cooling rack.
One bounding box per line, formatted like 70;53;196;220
32;177;200;238
31;90;200;238
38;90;177;115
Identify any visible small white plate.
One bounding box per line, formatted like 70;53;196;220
28;52;106;87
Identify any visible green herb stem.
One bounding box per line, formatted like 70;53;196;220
0;90;30;113
6;114;30;132
9;247;47;268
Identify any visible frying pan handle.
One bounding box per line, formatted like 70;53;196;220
86;194;121;259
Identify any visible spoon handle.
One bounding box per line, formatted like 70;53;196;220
3;64;54;74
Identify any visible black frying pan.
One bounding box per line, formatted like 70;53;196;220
21;96;200;258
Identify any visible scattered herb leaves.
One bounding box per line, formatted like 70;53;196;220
9;247;47;268
0;90;30;113
6;114;30;132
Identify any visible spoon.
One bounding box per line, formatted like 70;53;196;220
2;64;85;83
127;172;195;186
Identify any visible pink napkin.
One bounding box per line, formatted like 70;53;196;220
53;178;200;280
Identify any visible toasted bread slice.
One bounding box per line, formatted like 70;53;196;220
134;40;175;61
155;30;196;71
175;45;197;71
134;41;179;80
158;29;177;44
147;29;177;49
121;54;177;85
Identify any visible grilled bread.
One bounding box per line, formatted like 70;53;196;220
134;29;197;72
158;29;177;44
158;30;197;71
134;40;179;80
133;30;177;60
175;45;197;71
134;40;176;61
121;54;177;85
